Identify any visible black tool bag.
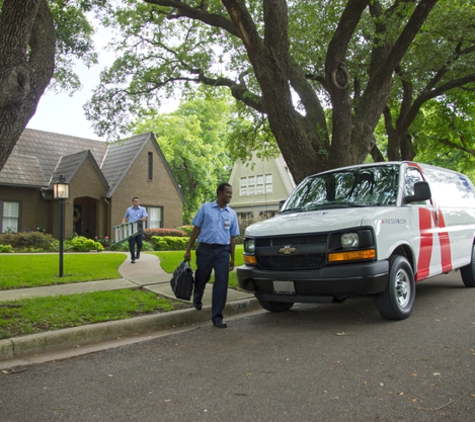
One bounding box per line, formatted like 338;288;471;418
170;260;194;300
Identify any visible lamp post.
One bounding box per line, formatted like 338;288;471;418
53;174;70;277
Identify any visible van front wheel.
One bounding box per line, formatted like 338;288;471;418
460;244;475;287
375;256;415;320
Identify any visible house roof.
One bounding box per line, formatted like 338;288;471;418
49;150;109;191
11;129;108;184
0;128;183;202
0;152;47;187
101;132;151;197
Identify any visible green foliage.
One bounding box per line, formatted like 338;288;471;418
131;88;236;222
0;232;58;252
151;236;190;251
0;253;125;289
84;0;475;177
66;236;104;252
176;225;193;236
410;92;475;179
143;228;187;242
47;0;99;94
0;290;178;339
0;244;13;253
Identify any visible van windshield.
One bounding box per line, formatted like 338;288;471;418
281;165;399;212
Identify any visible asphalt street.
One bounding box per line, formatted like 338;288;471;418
0;271;474;421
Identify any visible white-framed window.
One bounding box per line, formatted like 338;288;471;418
240;177;248;196
248;176;255;195
256;175;264;194
146;206;163;228
265;173;273;193
1;201;20;233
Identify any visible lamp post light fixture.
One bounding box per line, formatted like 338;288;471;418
53;174;70;277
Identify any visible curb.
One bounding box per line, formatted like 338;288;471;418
0;298;261;362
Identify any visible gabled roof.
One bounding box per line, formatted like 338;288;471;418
101;132;151;197
12;129;108;181
49;150;109;191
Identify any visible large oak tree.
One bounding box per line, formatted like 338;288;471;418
0;0;97;171
0;0;55;171
87;0;475;184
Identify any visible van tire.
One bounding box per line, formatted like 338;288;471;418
375;256;415;320
460;244;475;287
257;298;294;312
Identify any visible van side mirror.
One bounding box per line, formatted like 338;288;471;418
405;181;431;203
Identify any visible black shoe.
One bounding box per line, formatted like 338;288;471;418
213;321;227;329
193;291;202;311
193;297;202;311
131;259;135;264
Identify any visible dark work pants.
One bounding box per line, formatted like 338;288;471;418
195;244;230;323
128;233;143;260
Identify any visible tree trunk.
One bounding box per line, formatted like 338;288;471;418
0;0;55;171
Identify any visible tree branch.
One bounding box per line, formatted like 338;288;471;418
144;0;239;37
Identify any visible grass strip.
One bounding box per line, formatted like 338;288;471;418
0;253;126;290
151;245;245;289
0;289;186;339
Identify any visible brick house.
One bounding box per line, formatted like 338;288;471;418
228;153;296;223
0;129;184;240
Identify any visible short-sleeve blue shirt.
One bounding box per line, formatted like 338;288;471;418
192;201;239;245
125;206;148;223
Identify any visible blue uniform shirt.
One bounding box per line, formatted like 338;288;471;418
192;201;239;245
124;206;148;223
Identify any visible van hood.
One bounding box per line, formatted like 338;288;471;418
245;209;373;237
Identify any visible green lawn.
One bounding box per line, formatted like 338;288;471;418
151;244;245;289
0;253;126;290
0;246;247;339
0;290;184;339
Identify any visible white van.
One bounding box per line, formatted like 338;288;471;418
237;161;475;320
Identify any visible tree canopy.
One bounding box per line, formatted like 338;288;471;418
132;88;236;221
86;0;475;183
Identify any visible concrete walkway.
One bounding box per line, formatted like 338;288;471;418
0;253;259;364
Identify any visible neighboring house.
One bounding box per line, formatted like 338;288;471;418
0;129;184;240
228;153;296;223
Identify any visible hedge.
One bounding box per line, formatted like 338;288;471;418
151;236;193;251
143;228;187;241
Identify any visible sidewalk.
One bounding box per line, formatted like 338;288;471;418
0;253;259;364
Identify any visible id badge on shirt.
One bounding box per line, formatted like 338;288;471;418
224;220;230;230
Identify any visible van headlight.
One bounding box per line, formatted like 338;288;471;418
341;232;359;248
244;238;255;254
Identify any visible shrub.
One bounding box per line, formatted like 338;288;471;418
0;232;57;252
176;225;193;236
236;220;255;244
151;236;190;251
143;228;187;241
109;240;129;252
66;236;104;252
0;244;13;253
94;235;110;248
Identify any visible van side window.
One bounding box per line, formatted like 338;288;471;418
404;167;429;205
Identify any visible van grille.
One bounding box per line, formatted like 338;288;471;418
255;234;328;247
255;234;329;270
257;254;326;269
